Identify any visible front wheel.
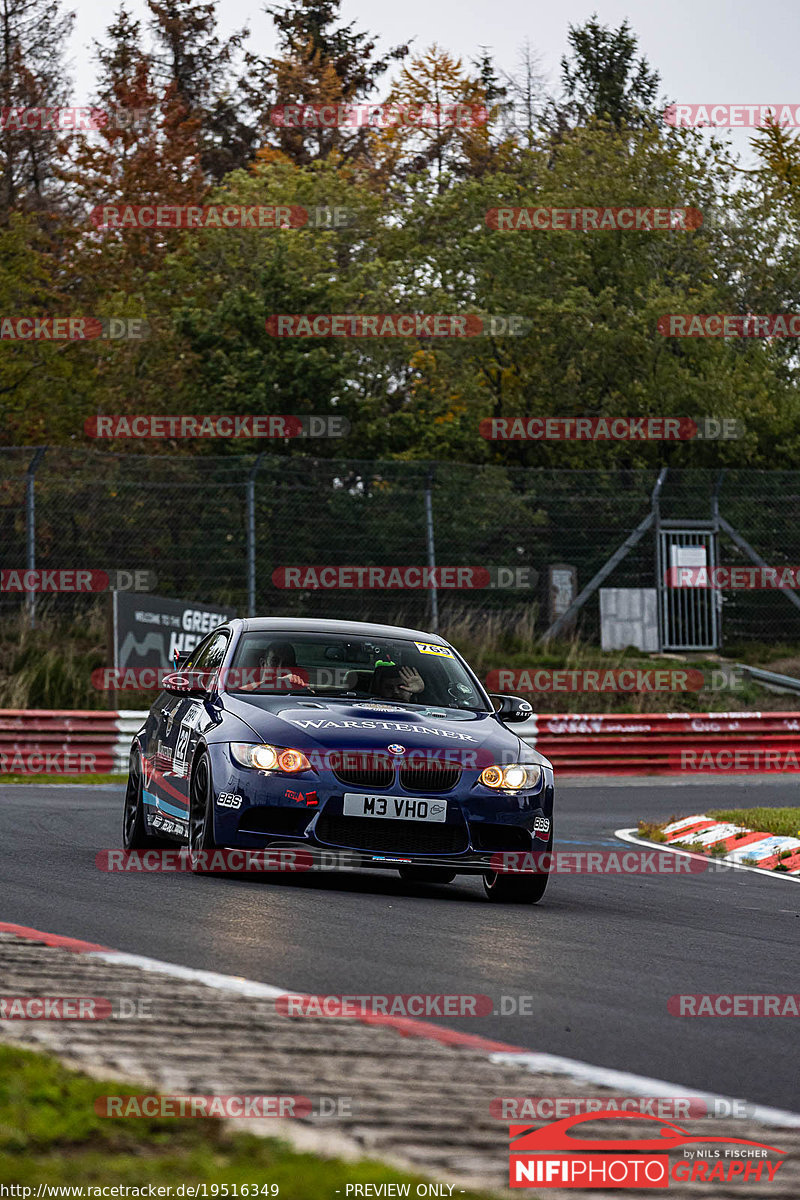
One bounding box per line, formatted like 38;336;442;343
188;750;218;872
483;835;552;904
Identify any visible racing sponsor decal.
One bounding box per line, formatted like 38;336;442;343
415;642;454;657
287;718;475;740
285;788;318;805
533;816;550;835
217;791;243;809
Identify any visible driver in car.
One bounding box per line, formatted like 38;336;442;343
372;663;425;703
239;641;308;692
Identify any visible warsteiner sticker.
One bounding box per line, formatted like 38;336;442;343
414;642;454;658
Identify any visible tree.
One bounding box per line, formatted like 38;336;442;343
0;0;74;220
244;0;408;167
371;45;499;190
147;0;252;180
556;16;661;131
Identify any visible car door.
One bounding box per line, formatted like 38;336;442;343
148;630;229;839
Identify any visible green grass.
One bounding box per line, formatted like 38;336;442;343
0;773;126;785
708;808;800;838
0;1045;498;1195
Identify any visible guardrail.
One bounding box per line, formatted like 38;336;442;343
1;710;799;776
0;710;144;774
519;712;800;774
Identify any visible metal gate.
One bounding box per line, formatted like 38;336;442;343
657;523;720;650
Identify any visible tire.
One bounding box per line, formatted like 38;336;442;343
188;750;218;872
482;835;552;904
398;866;457;885
122;750;168;850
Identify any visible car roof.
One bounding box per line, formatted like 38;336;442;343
236;617;448;644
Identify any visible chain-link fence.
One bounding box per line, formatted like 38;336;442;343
1;448;799;645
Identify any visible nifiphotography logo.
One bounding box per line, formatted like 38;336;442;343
508;1112;785;1188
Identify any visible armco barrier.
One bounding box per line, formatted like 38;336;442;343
0;710;799;776
519;712;800;774
0;710;146;774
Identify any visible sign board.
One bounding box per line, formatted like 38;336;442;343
112;591;237;672
548;565;578;628
600;588;659;652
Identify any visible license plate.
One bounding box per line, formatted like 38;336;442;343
343;793;447;822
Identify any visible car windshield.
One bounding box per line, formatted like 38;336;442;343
225;632;490;711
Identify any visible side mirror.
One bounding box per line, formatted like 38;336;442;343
162;670;212;697
490;693;534;723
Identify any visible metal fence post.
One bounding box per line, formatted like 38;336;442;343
424;469;439;633
247;453;264;617
25;447;47;627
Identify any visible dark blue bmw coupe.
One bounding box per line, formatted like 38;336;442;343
122;617;554;902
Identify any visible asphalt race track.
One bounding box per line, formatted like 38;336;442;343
1;776;797;1113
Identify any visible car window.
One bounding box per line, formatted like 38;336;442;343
186;630;228;673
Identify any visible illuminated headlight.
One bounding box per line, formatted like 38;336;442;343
231;743;313;773
479;763;541;790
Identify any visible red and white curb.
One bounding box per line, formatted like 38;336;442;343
617;816;800;883
3;919;800;1130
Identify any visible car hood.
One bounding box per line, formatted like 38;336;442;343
222;694;550;768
